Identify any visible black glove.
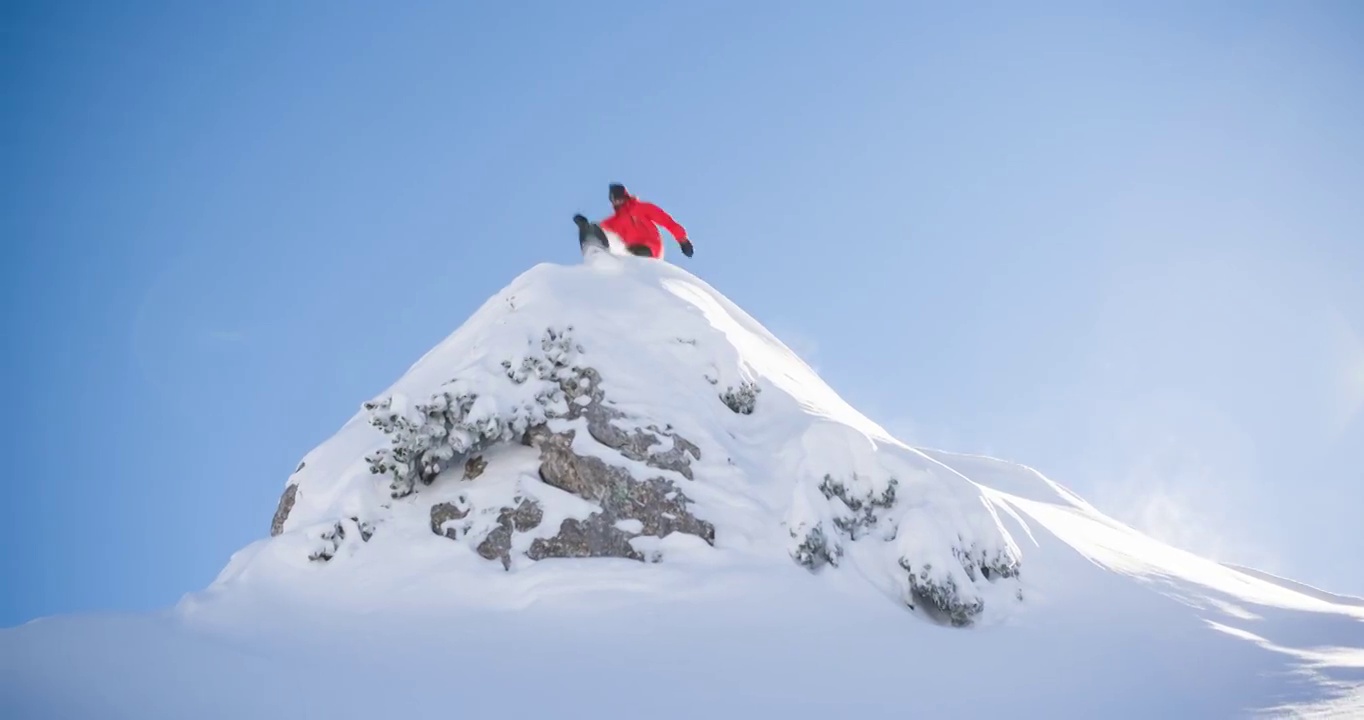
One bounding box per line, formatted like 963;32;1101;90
573;213;589;226
679;239;694;257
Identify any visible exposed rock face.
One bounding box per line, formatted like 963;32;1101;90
270;483;298;537
417;361;715;567
424;414;714;568
477;498;544;569
429;501;468;540
515;364;715;562
463;455;487;480
426;418;714;567
528;518;643;562
526;423;715;561
569;369;703;480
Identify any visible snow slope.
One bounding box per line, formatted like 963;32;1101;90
4;252;1362;719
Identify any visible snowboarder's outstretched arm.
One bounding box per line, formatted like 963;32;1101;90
638;202;694;256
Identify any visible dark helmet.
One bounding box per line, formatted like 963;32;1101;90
608;183;629;202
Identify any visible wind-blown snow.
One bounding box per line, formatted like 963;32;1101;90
4;252;1362;719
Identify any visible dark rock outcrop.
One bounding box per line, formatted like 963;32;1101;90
514;364;715;562
270;483;298;537
359;328;713;568
566;367;703;479
526;423;715;560
423;361;715;568
477;498;545;569
429;501;469;540
528;517;642;562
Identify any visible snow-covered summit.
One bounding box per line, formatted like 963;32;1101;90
237;251;1025;626
6;252;1364;719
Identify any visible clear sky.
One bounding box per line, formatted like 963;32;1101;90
4;1;1362;627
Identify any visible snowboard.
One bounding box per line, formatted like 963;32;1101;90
574;214;612;257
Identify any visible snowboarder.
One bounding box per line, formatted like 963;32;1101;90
574;183;694;259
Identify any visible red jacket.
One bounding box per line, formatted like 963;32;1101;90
599;193;688;258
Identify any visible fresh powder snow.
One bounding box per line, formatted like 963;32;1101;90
3;250;1362;719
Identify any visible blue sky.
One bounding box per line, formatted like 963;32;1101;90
4;1;1361;626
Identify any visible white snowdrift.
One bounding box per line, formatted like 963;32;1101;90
3;253;1362;719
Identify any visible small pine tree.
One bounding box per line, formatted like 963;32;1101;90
363;327;582;498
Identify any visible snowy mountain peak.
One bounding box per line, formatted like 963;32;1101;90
9;254;1364;718
242;253;1025;626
